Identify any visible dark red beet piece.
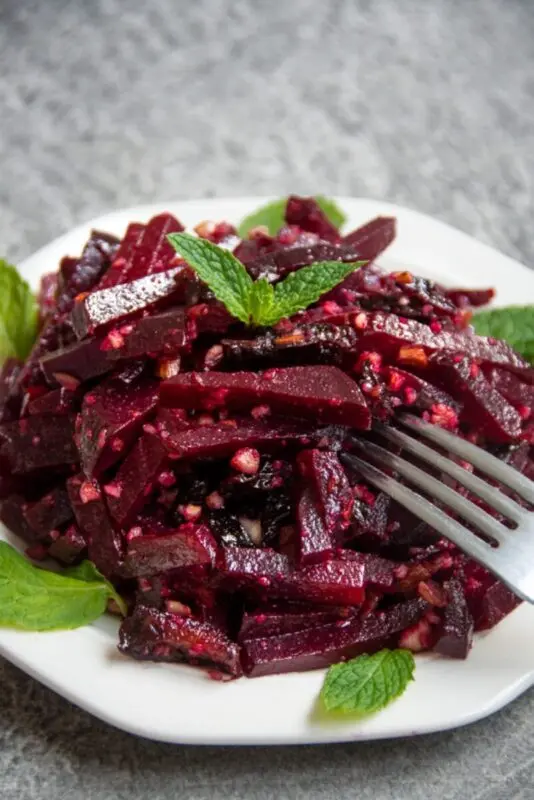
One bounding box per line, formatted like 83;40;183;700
158;417;315;462
78;373;158;477
47;524;87;564
105;433;168;528
41;308;187;384
241;598;428;676
27;388;78;416
284;196;340;243
433;579;474;659
72;266;192;339
295;486;334;566
429;355;522;442
161;366;370;429
0;415;78;474
0;358;23;422
239;605;355;641
67;474;124;577
38;272;58;322
383;366;461;417
56;230;120;313
217;547;291;592
460;559;521;631
297;449;353;538
343;216;396;261
446;288;495;308
118;605;242;677
246;242;362;284
483;368;534;416
0;494;38;543
23;487;73;538
96;222;145;289
123;523;218;577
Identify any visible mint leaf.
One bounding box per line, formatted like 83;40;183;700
473;306;534;364
320;649;415;715
167;233;253;324
0;259;38;363
237;196;346;238
262;259;366;326
0;542;125;631
249;278;275;325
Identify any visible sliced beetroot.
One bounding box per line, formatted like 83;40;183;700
241;597;428;676
383;366;461;418
343;216;396;261
0;494;38;543
284;196;340;243
216;547;291;594
105;432;168;528
38;273;58;322
429;355;522;442
27;388;78;416
47;524;87;564
118;605;242;677
123;523;218;577
433;579;474;659
246;242;362;284
446;288;495;308
0;358;23;422
158;417;314;462
78;373;158;477
297;449;353;538
460;559;521;631
348;490;391;545
72;266;191;339
161;366;370;429
0;415;78;474
23;487;73;538
238;605;354;641
483;367;534;416
41;308;187;385
296;486;334;566
56;230;120;313
96;222;145;289
67;474;124;577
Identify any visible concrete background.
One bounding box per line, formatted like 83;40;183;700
1;0;534;797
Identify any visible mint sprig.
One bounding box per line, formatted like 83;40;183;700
0;259;38;362
168;232;365;327
0;542;126;631
320;648;415;716
237;196;346;238
473;306;534;364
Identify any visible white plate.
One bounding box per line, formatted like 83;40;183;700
2;197;534;745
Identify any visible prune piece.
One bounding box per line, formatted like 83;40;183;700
0;415;78;474
41;308;187;384
433;579;474;659
123;523;218;577
284;196;340;243
246;242;362;284
47;524;87;564
23;487;73;538
105;433;168;528
296;486;334;565
118;605;242;677
343;216;396;261
208;510;257;548
72;266;192;339
429;355;522;442
161;366;370;429
221;457;292;496
158;417;315;462
241;598;428;676
67;474;124;577
297;449;353;538
78;373;158;477
27;388;78;416
347;490;391;545
96;222;145;289
261;491;293;546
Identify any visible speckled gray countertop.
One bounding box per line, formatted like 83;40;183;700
1;1;534;798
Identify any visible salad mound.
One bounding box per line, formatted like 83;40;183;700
0;196;532;680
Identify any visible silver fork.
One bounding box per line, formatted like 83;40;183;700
340;413;534;603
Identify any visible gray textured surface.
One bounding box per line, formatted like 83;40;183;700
1;0;534;798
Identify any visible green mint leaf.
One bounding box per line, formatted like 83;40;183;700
249;278;275;325
237;196;346;238
0;259;38;363
167;233;253;324
64;560;128;616
262;259;366;326
0;542;125;631
473;306;534;364
320;649;415;716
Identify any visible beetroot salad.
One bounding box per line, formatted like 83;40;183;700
1;195;532;681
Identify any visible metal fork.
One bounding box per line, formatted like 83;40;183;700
340;414;534;603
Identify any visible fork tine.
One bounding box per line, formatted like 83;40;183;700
400;414;534;505
348;438;510;545
340;452;533;602
373;423;525;522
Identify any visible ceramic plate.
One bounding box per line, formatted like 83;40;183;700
1;197;534;745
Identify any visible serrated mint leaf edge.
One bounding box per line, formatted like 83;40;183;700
0;259;38;362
